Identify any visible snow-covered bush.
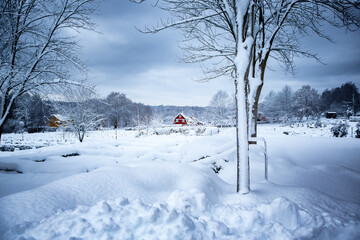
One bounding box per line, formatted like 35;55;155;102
151;126;208;136
314;119;322;128
355;123;360;138
331;121;349;137
211;161;222;173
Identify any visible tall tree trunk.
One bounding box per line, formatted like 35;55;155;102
235;75;250;194
235;80;240;193
0;110;11;144
0;125;3;144
250;82;264;139
234;0;252;194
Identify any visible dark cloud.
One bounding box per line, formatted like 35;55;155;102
262;27;360;98
80;0;360;106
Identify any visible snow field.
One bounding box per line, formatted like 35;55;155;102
0;125;360;239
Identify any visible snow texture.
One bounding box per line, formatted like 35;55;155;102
0;124;359;239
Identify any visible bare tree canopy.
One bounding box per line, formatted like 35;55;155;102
0;0;98;139
209;90;231;127
106;92;134;129
133;0;360;193
54;85;103;143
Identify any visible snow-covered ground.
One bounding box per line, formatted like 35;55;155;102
0;122;359;239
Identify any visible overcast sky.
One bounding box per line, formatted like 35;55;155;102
78;0;360;106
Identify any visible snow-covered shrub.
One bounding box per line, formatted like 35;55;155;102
314;119;322;128
195;127;206;136
211;161;222;173
355;123;360;138
135;130;147;138
0;146;15;152
331;121;349;137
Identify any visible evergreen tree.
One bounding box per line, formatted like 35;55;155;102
320;82;360;115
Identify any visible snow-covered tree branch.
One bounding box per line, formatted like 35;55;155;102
0;0;98;140
133;0;360;193
54;85;103;143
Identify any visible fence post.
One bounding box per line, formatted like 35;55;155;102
249;137;268;180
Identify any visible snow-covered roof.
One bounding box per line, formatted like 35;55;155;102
52;114;68;121
174;113;187;120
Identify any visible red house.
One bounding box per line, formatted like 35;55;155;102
174;113;188;125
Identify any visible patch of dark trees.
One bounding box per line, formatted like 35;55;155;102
259;82;359;121
320;82;360;117
2;92;152;134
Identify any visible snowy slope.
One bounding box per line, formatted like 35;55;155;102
0;126;359;239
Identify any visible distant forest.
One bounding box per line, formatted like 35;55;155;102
4;82;359;134
4;91;213;134
259;82;359;121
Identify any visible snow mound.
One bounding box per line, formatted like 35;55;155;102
0;161;228;235
5;196;359;240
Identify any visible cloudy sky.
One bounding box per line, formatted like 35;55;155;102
78;0;360;106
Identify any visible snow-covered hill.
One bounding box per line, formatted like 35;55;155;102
0;125;359;239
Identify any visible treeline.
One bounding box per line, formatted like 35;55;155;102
259;82;360;121
3;92;152;134
4;91;219;135
5;82;359;134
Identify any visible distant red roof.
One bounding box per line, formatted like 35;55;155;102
174;113;187;125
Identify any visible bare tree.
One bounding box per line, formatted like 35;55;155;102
277;85;294;118
105;92;134;130
260;90;280;121
133;0;360;193
105;92;136;139
0;0;98;140
209;90;230;127
133;103;153;135
293;85;321;119
55;85;103;142
259;86;295;122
